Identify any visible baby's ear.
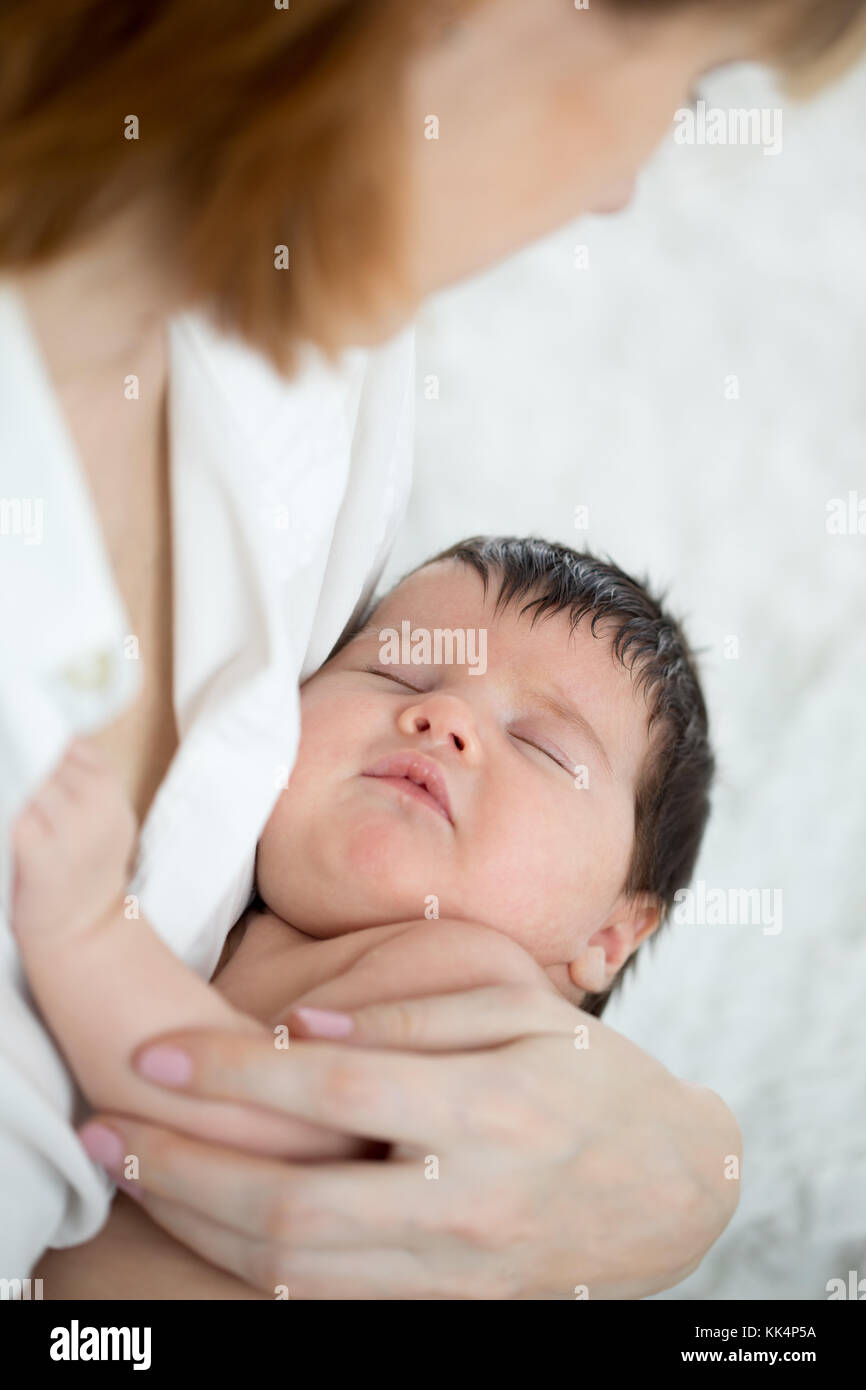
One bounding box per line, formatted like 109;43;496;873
567;894;662;994
627;893;663;949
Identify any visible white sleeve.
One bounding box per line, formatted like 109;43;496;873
0;676;133;1271
0;676;118;1270
0;927;115;1274
0;283;136;1273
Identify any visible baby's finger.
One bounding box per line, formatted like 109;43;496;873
65;737;107;770
55;750;95;798
30;773;73;829
11;799;52;851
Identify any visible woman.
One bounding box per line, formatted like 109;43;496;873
2;0;862;1299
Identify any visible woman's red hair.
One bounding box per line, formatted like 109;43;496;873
0;0;428;374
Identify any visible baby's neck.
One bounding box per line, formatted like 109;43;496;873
211;908;375;1023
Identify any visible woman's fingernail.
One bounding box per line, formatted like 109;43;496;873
78;1123;124;1173
291;1007;354;1038
135;1045;193;1086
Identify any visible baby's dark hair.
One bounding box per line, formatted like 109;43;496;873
335;535;715;1018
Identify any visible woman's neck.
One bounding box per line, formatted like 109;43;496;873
11;199;183;392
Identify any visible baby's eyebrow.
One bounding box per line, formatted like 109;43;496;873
525;688;613;776
338;621;380;649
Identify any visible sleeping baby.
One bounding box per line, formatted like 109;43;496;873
11;534;714;1174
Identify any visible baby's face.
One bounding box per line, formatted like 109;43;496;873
257;561;656;992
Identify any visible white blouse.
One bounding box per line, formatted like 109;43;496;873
0;281;415;1275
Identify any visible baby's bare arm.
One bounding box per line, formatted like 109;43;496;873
11;740;359;1160
281;914;555;1024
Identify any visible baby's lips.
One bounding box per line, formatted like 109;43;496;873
362;751;454;823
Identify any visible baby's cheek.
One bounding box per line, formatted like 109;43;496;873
569;791;635;902
255;801;293;912
460;793;631;957
454;809;569;945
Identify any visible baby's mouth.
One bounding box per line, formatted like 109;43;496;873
361;753;454;825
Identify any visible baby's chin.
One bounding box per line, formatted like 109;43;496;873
347;800;449;871
261;807;452;936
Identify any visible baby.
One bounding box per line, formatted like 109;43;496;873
11;535;714;1167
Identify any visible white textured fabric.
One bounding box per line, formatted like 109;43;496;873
0;282;415;1274
390;58;866;1300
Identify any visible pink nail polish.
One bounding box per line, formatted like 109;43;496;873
292;1007;354;1038
136;1045;192;1086
78;1123;124;1173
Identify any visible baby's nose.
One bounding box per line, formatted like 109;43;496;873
398;694;480;759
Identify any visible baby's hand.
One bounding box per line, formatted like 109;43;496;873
11;738;137;940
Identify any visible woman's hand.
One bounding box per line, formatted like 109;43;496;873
82;980;741;1300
